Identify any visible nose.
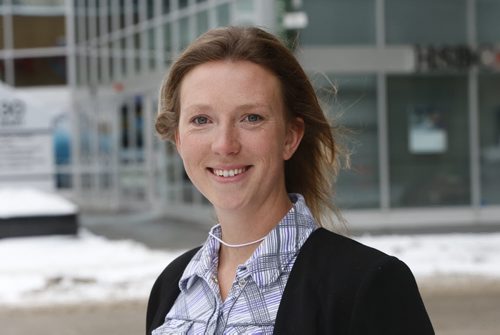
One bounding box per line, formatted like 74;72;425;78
211;123;241;156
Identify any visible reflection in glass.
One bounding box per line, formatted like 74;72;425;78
163;22;171;65
301;0;375;46
197;11;209;37
387;76;470;207
386;0;466;44
179;17;190;50
479;75;500;205
315;74;380;209
216;4;230;27
148;28;156;70
477;0;500;44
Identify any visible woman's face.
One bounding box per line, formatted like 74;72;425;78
175;60;303;212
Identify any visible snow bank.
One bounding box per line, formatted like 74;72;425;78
357;233;500;278
1;230;500;308
0;230;182;307
0;188;77;218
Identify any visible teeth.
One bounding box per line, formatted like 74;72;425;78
213;168;246;178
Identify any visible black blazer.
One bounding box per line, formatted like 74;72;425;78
147;228;434;334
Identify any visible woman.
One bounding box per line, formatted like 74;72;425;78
147;26;434;334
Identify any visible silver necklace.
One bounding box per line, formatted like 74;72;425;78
209;232;266;248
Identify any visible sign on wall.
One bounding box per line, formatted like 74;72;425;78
0;84;55;190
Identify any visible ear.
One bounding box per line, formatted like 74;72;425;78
174;131;181;154
283;117;304;160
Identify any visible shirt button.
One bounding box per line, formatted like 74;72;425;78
238;278;247;287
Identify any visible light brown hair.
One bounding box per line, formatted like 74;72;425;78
156;26;345;229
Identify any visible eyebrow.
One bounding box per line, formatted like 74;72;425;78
182;103;271;113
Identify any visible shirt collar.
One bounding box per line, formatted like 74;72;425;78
178;193;317;292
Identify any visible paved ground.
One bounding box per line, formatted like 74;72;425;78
1;214;499;334
2;280;500;335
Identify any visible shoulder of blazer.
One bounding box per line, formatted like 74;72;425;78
146;246;201;335
274;228;396;334
274;228;433;335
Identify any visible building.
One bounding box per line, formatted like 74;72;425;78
0;0;72;192
68;0;500;231
0;0;67;86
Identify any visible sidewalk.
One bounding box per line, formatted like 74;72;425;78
80;213;211;251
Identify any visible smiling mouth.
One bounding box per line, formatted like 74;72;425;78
210;167;249;178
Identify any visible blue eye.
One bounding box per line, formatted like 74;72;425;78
245;114;263;122
192;116;209;125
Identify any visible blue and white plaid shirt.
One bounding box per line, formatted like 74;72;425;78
152;194;317;335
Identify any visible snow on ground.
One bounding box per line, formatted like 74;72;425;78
356;233;500;278
0;188;77;218
1;229;500;308
0;230;183;308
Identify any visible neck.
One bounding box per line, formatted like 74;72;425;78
214;191;293;264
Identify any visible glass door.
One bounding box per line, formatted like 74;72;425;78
387;75;470;207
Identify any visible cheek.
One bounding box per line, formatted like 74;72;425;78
177;134;206;164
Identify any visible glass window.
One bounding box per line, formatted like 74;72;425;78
147;0;154;20
387;75;470;207
163;23;171;65
0;17;4;49
98;1;109;37
162;0;170;14
148;28;155;70
301;0;375;46
477;0;500;44
13;15;65;48
108;41;114;80
179;0;188;9
216;4;230;27
13;0;65;5
99;47;110;84
316;74;380;209
119;0;126;29
132;0;140;25
14;56;67;86
0;61;5;82
196;10;209;37
386;0;467;45
479;75;500;205
134;32;141;73
120;37;127;76
236;0;254;12
179;17;190;50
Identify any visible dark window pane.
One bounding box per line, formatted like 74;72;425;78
0;17;4;49
147;0;155;19
162;0;170;14
479;75;500;205
179;0;188;9
0;61;5;82
13;15;65;49
388;76;470;207
14;57;67;87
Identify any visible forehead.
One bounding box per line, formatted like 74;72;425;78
179;60;282;106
